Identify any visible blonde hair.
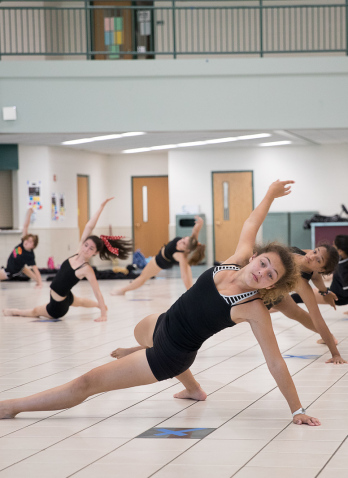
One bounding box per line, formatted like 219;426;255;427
253;242;300;305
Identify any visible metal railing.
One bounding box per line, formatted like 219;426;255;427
0;1;347;59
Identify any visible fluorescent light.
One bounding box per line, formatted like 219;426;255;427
122;133;272;154
259;141;292;147
62;132;145;145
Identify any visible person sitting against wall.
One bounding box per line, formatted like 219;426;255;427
0;208;42;287
111;216;206;296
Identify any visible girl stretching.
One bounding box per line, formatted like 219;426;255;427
0;181;323;425
3;198;132;322
291;235;348;314
111;216;205;295
0;208;42;287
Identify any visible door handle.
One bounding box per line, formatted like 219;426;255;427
135;223;141;228
215;221;221;226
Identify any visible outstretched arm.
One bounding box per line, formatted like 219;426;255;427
248;309;320;425
177;255;193;290
311;272;337;309
224;180;294;264
22;208;34;237
191;216;204;240
295;280;346;364
79;198;114;246
84;267;108;322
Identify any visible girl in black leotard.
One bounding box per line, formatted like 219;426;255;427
292;235;348;311
3;198;132;322
111;216;206;296
0;181;332;425
268;242;343;352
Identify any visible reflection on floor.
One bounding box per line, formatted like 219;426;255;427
0;266;348;478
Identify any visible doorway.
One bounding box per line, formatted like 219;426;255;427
77;175;90;239
132;176;169;257
212;171;253;263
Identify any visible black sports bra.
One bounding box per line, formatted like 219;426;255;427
213;264;260;307
50;255;88;297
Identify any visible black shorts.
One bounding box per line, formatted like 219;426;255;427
46;292;74;319
146;313;197;382
154;251;174;270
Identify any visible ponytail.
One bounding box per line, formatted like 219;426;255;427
87;235;133;261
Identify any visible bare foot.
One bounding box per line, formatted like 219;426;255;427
110;346;145;359
94;316;107;322
174;386;207;401
317;336;338;345
344;311;348;315
2;309;16;317
110;289;126;296
0;401;17;419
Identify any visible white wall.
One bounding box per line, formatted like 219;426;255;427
168;143;348;264
0;145;113;268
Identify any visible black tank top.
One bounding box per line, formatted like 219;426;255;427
163;237;185;263
290;246;313;281
162;264;260;352
50;255;88;297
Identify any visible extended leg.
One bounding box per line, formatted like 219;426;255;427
110;258;162;295
3;304;52;319
174;369;207;401
0;349;157;418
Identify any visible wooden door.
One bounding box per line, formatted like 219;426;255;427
92;1;133;60
132;176;169;257
77;175;89;239
213;171;253;263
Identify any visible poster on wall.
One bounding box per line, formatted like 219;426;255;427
51;193;58;221
59;194;65;220
27;181;42;221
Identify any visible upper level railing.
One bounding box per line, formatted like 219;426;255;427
0;1;347;59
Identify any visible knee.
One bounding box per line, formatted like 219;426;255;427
73;373;93;396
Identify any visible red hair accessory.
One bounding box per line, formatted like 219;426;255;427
100;235;124;256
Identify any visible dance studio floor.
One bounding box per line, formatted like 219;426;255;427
0;266;348;478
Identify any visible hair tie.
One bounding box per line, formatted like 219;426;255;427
100;235;124;256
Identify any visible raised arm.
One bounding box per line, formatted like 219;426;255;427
191;216;204;240
224;180;294;264
22;208;34;237
79;198;114;246
248;309;320;425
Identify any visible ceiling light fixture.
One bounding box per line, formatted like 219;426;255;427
122;133;271;154
259;141;292;147
62;132;145;146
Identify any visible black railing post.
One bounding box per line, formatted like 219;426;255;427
259;0;263;57
346;0;348;55
172;0;176;59
85;1;91;59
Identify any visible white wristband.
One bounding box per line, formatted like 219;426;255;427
292;407;306;417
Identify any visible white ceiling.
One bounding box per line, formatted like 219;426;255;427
1;129;348;155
